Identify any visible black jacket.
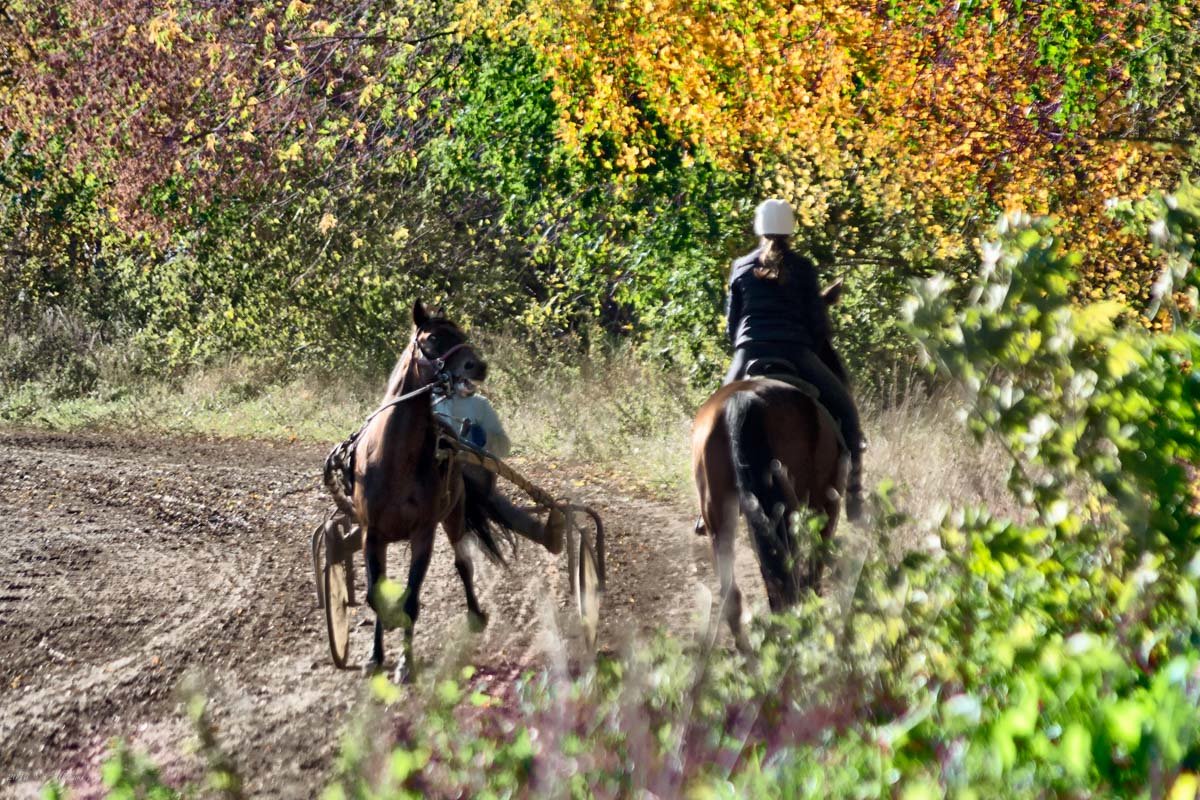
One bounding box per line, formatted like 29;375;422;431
726;247;831;350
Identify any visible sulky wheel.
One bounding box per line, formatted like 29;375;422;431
311;522;327;609
324;556;351;668
320;516;358;669
565;506;603;652
577;505;606;590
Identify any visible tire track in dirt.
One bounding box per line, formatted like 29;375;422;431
0;431;767;798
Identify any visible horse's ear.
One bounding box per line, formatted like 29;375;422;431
822;279;844;307
412;300;430;327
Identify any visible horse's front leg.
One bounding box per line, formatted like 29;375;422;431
395;528;435;684
364;535;387;674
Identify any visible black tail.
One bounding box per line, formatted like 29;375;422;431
725;390;801;607
461;470;517;566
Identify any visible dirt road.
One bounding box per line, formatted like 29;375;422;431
0;430;769;798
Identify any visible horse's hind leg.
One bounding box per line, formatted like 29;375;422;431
709;500;751;653
364;535;387;673
395;528;435;684
812;499;841;594
444;502;488;632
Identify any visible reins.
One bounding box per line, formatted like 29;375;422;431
358;380;439;431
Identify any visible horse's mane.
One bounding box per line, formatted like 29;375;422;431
384;344;418;398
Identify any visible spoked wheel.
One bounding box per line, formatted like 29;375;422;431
314;515;361;669
565;505;605;651
324;552;351;668
311;522;327;608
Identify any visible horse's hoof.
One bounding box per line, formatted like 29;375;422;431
362;660;384;677
693;515;707;536
468;609;489;633
392;661;414;685
845;491;865;523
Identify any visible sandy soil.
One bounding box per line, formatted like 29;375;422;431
0;430;770;798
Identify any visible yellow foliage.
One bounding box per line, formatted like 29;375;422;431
466;0;1183;303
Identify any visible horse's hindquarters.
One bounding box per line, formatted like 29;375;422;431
691;379;845;612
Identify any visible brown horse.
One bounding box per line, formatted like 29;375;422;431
326;301;515;681
692;288;849;650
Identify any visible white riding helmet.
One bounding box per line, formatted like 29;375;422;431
753;198;796;236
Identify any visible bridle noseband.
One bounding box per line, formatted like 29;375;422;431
416;340;471;376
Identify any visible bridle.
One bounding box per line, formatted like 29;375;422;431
322;329;480;512
415;339;471;376
358;332;476;426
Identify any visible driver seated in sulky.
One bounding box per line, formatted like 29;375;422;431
433;382;564;553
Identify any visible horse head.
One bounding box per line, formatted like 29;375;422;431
411;301;488;388
821;278;844;307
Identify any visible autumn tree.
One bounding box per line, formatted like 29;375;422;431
466;0;1199;310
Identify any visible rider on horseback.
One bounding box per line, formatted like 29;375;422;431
724;198;866;521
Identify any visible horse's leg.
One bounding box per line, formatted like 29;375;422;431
444;500;488;632
709;498;751;653
771;459;814;598
811;449;849;594
813;498;841;594
395;527;435;684
364;534;387;673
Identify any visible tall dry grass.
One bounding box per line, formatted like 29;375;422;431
1;331;1019;531
860;388;1024;551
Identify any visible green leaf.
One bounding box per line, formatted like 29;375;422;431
1059;723;1092;779
1105;701;1145;751
1106;340;1144;380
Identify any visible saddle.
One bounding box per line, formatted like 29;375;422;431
742;357;820;397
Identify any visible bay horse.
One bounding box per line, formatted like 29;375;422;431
325;301;515;681
692;284;849;650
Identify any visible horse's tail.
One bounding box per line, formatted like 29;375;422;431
323;443;357;517
725;389;801;607
461;470;517;566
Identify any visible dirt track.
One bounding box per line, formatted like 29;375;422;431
0;430;770;798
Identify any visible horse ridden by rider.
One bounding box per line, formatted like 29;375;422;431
723;199;865;515
693;198;866;646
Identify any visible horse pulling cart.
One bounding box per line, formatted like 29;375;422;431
310;431;606;669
